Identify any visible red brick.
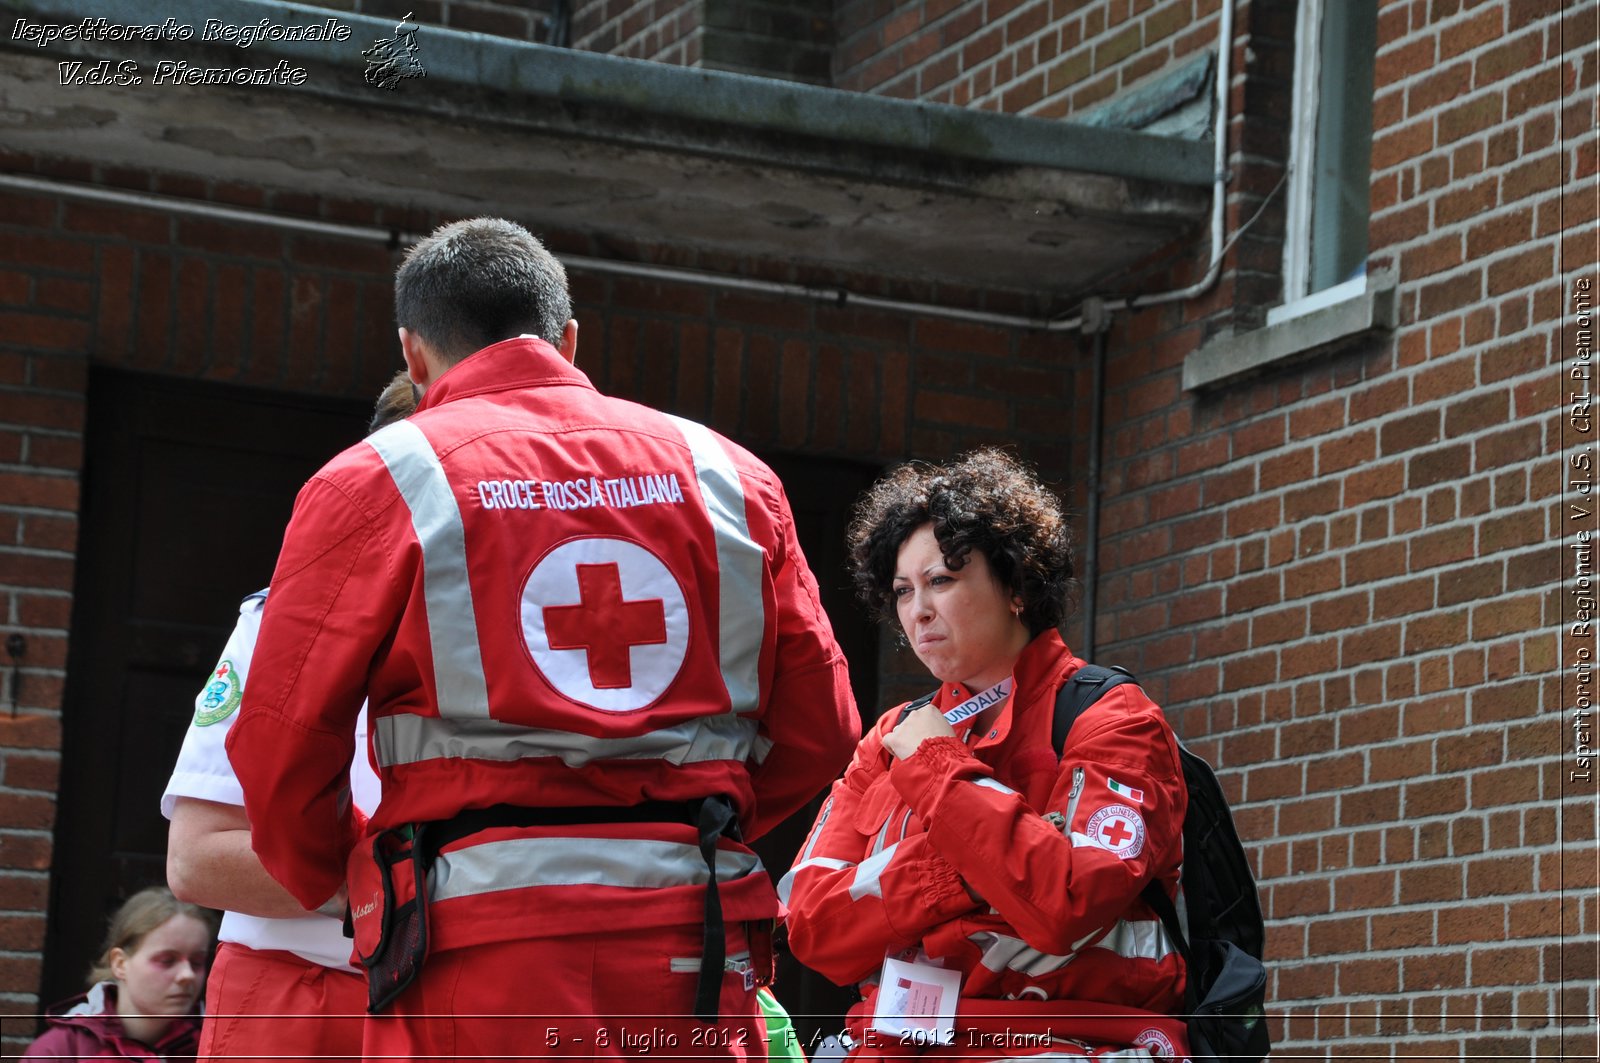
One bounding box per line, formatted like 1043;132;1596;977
778;338;810;448
1319;429;1376;475
0;834;52;871
1441;5;1505;59
1467;207;1534;259
1371;118;1435;170
2;228;92;273
1377;36;1436;85
1437;93;1504;146
1487;246;1554;296
35;277;91;316
1401;233;1464;279
1407;60;1474;116
1506;66;1565;118
1502;151;1563;204
1434;176;1498;225
0;391;83;432
1407;442;1472;490
0;313;89;352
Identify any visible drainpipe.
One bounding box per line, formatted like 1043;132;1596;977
1079;297;1112;662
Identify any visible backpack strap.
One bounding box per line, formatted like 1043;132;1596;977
1053;665;1200;1012
1051;664;1136;755
1140;878;1199;1014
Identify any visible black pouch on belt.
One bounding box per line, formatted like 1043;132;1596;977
350;824;431;1014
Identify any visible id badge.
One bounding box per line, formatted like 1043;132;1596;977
871;955;960;1046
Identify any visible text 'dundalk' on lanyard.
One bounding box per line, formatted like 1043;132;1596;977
941;677;1013;728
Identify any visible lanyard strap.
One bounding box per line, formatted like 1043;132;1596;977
940;677;1013;727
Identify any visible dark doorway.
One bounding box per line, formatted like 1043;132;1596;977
41;369;371;1007
752;450;881;1046
43;371;880;1041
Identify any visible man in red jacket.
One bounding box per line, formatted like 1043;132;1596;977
228;217;859;1059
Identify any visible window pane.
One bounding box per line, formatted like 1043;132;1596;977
1310;1;1378;293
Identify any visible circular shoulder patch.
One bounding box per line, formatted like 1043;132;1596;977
1135;1027;1179;1062
194;659;242;727
1084;803;1147;860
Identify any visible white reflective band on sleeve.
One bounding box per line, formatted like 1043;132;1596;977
431;835;764;901
372;710;758;769
667;416;764;715
971;777;1017;796
795;796;833;865
968;930;1078;976
1091;917;1177;962
776;856;854;905
968;915;1175;978
848;841;900;900
367;421;490;719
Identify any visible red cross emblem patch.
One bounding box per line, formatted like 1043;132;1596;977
1085;803;1146;860
520;537;689;712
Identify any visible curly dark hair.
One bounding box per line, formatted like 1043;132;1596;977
847;448;1073;636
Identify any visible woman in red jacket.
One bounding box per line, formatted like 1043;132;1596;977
26;887;213;1061
781;449;1190;1062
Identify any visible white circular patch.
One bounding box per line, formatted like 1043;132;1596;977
1135;1026;1178;1061
520;537;689;712
1085;803;1146;860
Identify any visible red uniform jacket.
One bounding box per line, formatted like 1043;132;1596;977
781;632;1188;1056
228;337;858;951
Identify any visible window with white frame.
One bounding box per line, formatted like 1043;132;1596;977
1271;0;1379;325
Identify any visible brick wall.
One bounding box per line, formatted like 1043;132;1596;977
833;0;1222;115
342;0;566;44
568;0;832;80
1080;1;1595;1056
569;0;703;65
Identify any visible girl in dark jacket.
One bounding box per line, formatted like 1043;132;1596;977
26;887;215;1061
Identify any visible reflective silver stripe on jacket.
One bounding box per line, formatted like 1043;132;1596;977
968;917;1176;976
372;710;759;769
367;421;490;719
776;856;853;905
431;835;764;901
667;415;764;715
847;841;900;901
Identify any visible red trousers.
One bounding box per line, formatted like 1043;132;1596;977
362;924;765;1060
198;942;365;1062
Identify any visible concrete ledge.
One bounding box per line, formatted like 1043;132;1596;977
1183;271;1399;391
6;0;1214;187
2;0;1213;294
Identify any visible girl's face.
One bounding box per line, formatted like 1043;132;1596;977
110;914;210;1020
893;523;1031;691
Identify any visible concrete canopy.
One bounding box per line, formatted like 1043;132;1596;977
2;0;1213;299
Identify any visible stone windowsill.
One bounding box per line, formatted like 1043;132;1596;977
1182;270;1400;391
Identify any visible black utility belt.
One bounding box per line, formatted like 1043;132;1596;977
357;796;745;1023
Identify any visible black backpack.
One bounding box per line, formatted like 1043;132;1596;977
1055;665;1271;1063
897;665;1270;1063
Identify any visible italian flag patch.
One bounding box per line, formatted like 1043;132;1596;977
1107;777;1145;804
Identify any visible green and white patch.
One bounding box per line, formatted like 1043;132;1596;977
195;659;242;726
